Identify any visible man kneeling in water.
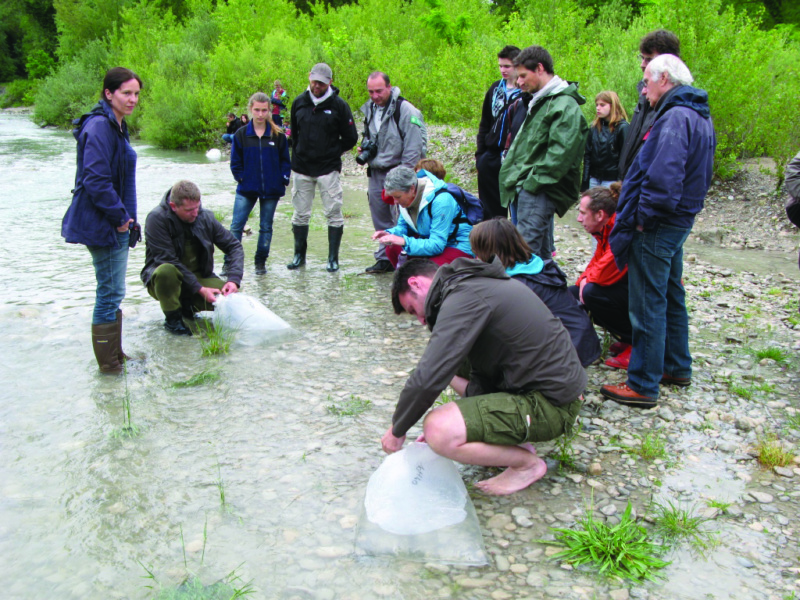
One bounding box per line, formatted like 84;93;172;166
382;258;586;495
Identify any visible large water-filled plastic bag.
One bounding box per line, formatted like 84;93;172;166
355;442;488;565
212;293;293;345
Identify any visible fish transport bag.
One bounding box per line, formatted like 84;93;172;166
212;293;293;345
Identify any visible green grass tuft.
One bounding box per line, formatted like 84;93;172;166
326;394;372;417
552;418;580;472
548;501;670;581
755;434;794;468
173;370;221;388
197;320;234;356
653;500;717;551
635;432;667;461
752;346;790;364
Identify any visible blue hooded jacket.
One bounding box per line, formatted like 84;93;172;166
610;85;716;268
62;100;137;248
386;170;473;257
230;121;291;199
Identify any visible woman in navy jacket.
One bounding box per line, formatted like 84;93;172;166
62;67;142;374
229;92;291;275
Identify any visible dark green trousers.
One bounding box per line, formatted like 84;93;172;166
147;264;224;313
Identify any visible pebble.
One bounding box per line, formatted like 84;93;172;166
749;491;775;503
588;463;603;475
610;590;630;600
495;555;510;571
774;466;794;478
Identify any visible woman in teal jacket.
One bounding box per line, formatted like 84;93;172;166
373;167;473;268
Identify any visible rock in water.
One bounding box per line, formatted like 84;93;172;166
206;148;222;161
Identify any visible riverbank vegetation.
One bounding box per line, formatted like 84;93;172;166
2;0;799;176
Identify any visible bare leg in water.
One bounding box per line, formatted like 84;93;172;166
421;402;548;496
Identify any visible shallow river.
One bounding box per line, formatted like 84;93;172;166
1;112;797;600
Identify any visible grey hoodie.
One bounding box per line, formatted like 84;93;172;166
392;257;587;437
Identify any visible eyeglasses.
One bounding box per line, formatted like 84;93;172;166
638;54;654;64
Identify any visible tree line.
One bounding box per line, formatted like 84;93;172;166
2;0;799;177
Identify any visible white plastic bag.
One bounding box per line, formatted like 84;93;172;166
355;443;488;565
365;442;467;535
212;293;293;345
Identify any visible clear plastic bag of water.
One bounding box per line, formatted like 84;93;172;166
212;293;293;345
355;442;488;565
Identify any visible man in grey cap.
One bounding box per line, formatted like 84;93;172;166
287;63;358;272
359;71;427;273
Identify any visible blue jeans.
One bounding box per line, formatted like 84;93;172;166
589;177;617;188
516;189;555;259
222;133;234;144
87;230;130;325
230;193;279;262
627;223;692;398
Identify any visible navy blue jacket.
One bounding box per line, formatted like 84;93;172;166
230;122;291;199
62;100;137;248
610;86;716;268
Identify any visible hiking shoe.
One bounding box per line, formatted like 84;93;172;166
600;383;657;409
164;310;193;336
604;345;631;370
661;374;691;387
365;259;394;274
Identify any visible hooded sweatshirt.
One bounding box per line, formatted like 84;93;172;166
391;257;587;437
498;78;588;217
62;100;137;248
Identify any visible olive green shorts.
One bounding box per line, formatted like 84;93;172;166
455;391;581;445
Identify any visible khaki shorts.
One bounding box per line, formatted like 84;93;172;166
455;391;581;445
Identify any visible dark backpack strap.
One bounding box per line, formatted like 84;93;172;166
393;96;406;139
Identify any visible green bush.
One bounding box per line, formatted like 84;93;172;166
0;79;40;108
32;0;800;178
33;40;111;126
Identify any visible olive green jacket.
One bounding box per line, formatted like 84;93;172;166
499;81;588;217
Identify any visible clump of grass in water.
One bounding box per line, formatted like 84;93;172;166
341;273;373;291
197;320;234;357
173;370;221;388
215;462;228;510
552;418;580;472
547;501;670;581
110;361;140;438
326;394;372;417
213;208;229;224
653;500;717;552
634;432;667;461
706;498;732;514
755;434;794;468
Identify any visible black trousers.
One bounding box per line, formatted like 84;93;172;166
569;279;631;344
476;150;508;220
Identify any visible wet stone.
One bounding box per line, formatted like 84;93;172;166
494;555;510;571
750;491;775;503
774;466;794;478
487;514;512;529
610;590;630;600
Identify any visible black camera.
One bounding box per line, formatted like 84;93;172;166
356;138;378;166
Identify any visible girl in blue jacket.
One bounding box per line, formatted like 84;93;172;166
62;67;142;374
375;167;473;268
229;92;291;274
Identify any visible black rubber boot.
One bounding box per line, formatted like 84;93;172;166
326;226;343;272
164;309;193;336
255;258;267;275
287;225;309;270
92;322;123;374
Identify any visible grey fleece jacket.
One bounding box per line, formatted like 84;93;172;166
359;86;427;170
392;257;587;437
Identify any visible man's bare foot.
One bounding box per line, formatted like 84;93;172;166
474;444;547;496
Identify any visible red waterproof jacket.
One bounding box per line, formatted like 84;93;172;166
577;214;627;287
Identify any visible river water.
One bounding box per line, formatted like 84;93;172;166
1;111;797;600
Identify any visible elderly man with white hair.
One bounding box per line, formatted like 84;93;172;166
600;54;716;409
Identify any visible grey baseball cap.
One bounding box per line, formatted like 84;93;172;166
309;63;333;85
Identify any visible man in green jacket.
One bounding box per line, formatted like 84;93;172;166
499;45;588;259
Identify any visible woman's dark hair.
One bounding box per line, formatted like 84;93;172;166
582;182;622;215
101;67;143;101
469;217;532;269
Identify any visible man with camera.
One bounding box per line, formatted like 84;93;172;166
359;72;427;273
287;62;358;272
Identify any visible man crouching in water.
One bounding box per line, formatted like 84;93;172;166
382;258;587;495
